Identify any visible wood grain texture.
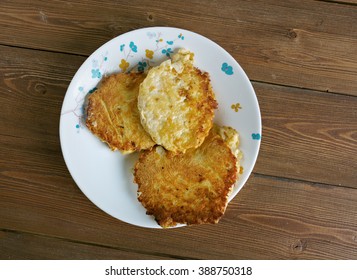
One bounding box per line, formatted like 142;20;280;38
1;0;357;260
0;230;173;260
253;82;357;188
1;45;356;188
1;164;357;259
0;45;84;143
0;0;356;95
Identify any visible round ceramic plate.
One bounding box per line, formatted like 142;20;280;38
60;27;261;228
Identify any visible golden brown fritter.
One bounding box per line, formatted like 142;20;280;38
138;49;218;154
86;73;155;153
134;128;237;228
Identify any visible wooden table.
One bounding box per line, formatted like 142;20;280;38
1;0;356;260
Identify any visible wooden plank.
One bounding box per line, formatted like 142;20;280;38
1;45;356;187
0;230;173;259
0;45;85;143
228;176;357;259
1;160;357;259
0;0;356;95
1;0;356;262
253;82;357;187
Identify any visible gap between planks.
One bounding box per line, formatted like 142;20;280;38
252;173;356;191
250;79;355;98
0;41;355;98
0;228;194;260
316;0;357;7
0;42;88;59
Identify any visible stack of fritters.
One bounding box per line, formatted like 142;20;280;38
86;49;242;228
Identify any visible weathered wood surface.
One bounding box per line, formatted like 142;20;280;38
1;165;357;259
0;0;356;95
0;230;173;260
1;0;357;259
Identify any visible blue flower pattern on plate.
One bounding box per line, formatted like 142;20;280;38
120;44;125;52
88;87;97;94
91;69;101;79
129;41;138;52
138;61;147;72
222;62;234;75
166;40;174;45
251;133;261;140
162;48;173;57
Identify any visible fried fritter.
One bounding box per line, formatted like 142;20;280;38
138;49;218;154
86;73;155;153
134;127;237;228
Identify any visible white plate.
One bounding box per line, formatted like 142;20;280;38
60;27;261;228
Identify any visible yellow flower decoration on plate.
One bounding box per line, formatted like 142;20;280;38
119;59;129;72
145;49;154;59
231;103;242;112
